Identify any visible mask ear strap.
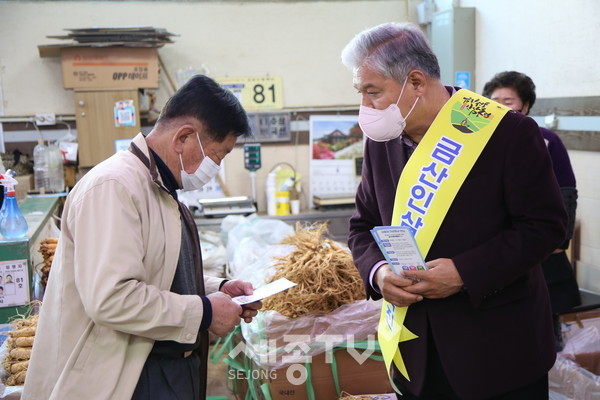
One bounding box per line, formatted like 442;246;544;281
396;75;410;106
196;132;206;158
178;153;185;171
404;96;420;120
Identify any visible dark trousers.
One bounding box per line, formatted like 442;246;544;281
394;334;549;400
132;352;202;400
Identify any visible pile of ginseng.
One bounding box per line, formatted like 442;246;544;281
2;314;38;386
38;237;58;288
263;222;365;318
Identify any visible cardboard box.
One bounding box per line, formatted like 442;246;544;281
63;165;78;188
560;309;600;343
549;356;600;398
573;352;600;376
264;350;392;400
559;309;600;376
225;301;386;399
232;348;392;400
61;47;159;89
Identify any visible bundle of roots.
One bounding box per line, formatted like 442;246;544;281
263;222;365;318
2;312;39;386
38;237;58;288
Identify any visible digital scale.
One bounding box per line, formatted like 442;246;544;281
197;196;257;218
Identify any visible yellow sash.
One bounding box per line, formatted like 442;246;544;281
377;89;509;389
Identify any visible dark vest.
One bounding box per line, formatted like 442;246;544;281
129;142;209;399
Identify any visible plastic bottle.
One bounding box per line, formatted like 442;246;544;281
276;190;291;216
47;142;65;193
0;158;5;208
288;180;300;215
0;170;28;239
0;186;7;220
33;141;49;194
266;172;277;216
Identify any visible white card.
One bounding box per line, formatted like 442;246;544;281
232;277;297;305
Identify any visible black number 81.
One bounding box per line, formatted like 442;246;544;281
253;84;276;104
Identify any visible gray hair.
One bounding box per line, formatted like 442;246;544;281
341;22;440;82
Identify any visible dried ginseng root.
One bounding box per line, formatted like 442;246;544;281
263;222;365;318
38;237;58;288
2;311;39;386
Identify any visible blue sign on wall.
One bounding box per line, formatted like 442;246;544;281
455;71;471;90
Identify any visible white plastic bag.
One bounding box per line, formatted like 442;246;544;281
549;326;600;399
221;214;294;279
561;325;600;362
223;214;381;370
229;243;295;288
549;356;600;399
199;230;226;278
241;299;382;370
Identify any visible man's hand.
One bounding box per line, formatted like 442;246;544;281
220;279;253;297
207;292;242;337
239;301;262;323
375;264;423;307
220;279;262;323
402;258;464;299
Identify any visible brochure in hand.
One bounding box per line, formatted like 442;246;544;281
370;226;428;276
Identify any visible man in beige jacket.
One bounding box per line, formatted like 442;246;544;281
23;75;261;399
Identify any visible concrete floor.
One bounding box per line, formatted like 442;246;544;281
207;345;237;400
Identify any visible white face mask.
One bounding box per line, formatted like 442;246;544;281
179;132;221;191
358;77;419;142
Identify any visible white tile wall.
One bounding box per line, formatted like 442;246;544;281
570;150;600;291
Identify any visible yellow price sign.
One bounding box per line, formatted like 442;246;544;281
216;76;283;111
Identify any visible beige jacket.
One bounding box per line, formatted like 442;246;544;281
23;133;224;399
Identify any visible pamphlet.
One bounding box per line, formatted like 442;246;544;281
370;226;427;276
232;277;297;305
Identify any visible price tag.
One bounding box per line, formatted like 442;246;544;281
216;76;283;111
0;259;30;307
